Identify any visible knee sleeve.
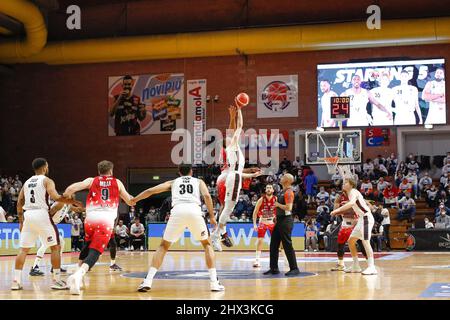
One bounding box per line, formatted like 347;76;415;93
219;200;236;225
83;249;101;269
337;243;345;258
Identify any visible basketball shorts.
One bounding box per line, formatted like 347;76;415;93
337;227;354;244
217;171;227;205
257;222;275;238
84;220;114;254
350;215;374;241
20;209;60;248
163;204;209;243
224;171;242;203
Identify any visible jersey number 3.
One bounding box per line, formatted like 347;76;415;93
30;190;36;203
179;184;193;195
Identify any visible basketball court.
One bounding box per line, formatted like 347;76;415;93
0;251;449;300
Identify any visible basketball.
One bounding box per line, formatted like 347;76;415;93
234;92;250;108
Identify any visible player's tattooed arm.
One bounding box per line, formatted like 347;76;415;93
46;178;83;207
199;180;216;227
133;180;173;203
17;187;25;230
252;198;263;231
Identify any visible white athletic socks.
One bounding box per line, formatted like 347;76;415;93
14;269;22;284
144;267;158;286
75;263;89;278
111;260;116;266
219;226;226;236
208;268;218;282
256;251;261;261
33;256;42;268
367;256;375;268
338;259;344;266
53;269;61;282
352;256;360;267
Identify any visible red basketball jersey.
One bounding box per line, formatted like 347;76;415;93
258;195;277;220
86;175;120;226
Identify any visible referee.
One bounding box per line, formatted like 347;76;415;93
264;173;300;276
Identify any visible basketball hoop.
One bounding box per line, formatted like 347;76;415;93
322;156;340;175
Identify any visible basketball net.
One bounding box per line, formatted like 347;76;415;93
337;164;356;181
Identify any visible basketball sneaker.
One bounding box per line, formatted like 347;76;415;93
51;267;67;273
253;260;261;268
67;274;82;295
11;280;23;291
210;280;225;292
220;232;233;247
344;264;362;273
362;266;378;275
137;281;151;292
51;280;68;290
29;266;45;276
330;264;345;271
211;232;223;251
109;264;123;272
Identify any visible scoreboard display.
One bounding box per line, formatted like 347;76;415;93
330;96;350;119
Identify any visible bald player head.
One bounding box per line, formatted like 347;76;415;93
280;173;294;187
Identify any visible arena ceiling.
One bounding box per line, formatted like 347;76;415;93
1;0;449;42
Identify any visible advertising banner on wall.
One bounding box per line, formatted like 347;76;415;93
365;128;390;147
147;222;305;251
186;79;207;165
257;75;299;118
0;223;71;256
108;73;184;136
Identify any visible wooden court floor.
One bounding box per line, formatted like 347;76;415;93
0;250;449;300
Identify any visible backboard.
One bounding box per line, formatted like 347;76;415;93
305;129;362;165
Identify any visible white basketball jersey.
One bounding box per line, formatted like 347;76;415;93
171;176;201;207
342;88;370;126
393;85;418;125
425;80;446;124
225;144;245;174
370;86;394;126
348;189;371;218
23;175;49;211
320;91;337;127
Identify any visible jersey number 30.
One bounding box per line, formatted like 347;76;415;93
179;184;193;195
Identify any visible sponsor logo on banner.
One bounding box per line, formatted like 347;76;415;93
241;130;289;150
366;128;390;147
108;73;184;136
187;80;207;165
257;75;298;118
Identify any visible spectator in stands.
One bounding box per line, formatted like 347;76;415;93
363;159;375;179
380;205;391;250
419;172;433;195
329;188;338;210
442;158;450;176
129;218;145;251
323;219;339;251
383;183;399;208
115;220;130;250
435;203;450;217
435;209;450;229
6;215;15;222
294;190;308;221
396;161;407;176
394;172;404;188
397;192;416;222
316;187;329;206
146;206;158;223
305;170;318;206
437;191;450;208
304;220;318;252
279;156;292;172
398;178;412;197
360;177;374;200
208;180;217;198
239;212;250;222
292;156;303;170
444;172;450;190
376;177;389;202
406;171;419;199
370;222;384;252
426;185;439;208
70;213;83;251
406;158;420;174
316;201;331;227
424;217;434;229
373;154;385;166
374;163;388;179
386;153;398;176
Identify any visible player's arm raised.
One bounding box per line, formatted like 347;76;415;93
17;187;25;231
252;197;263;231
64;178;94;197
45;177;82;207
228;105;237;130
199;180;217;229
133;180;173;203
229;105;243;147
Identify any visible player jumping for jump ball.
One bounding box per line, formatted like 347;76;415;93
252;184;277;268
331;178;377;275
330;190;368;271
212;103;261;251
64;160;135;295
134;163;225;292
